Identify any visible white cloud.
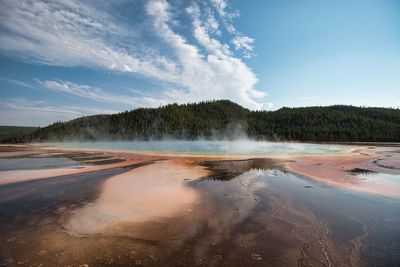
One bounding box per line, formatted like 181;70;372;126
186;3;231;58
209;0;229;18
0;0;177;82
147;0;266;109
205;9;221;35
38;79;167;107
0;77;36;89
208;0;254;58
0;0;268;112
232;35;254;58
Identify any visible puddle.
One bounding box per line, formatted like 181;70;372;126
0;156;83;171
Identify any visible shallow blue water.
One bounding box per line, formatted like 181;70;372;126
0;156;82;171
47;140;347;155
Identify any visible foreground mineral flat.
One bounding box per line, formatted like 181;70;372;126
0;144;399;267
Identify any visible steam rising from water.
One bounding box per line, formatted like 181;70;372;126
49;140;346;155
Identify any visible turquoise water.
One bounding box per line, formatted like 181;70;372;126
47;141;347;155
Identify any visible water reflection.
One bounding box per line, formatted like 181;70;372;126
186;162;400;266
198;158;278;181
0;156;83;171
0;156;399;266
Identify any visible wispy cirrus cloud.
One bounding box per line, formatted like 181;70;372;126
0;0;177;82
0;77;36;89
232;35;255;58
0;0;267;111
37;79;168;107
147;0;266;109
208;0;255;58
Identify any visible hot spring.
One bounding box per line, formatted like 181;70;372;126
46;140;348;155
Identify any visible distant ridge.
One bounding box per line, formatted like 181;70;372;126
3;100;400;142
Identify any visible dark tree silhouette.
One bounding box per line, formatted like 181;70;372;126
3;100;400;143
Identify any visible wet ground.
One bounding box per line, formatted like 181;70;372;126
0;156;84;171
0;147;399;266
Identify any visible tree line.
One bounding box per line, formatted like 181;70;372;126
3;100;400;143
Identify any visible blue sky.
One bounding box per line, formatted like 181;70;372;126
0;0;399;126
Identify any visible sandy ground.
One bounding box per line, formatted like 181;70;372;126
64;159;210;235
285;146;400;198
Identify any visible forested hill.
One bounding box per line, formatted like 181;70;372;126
0;126;39;141
4;100;400;142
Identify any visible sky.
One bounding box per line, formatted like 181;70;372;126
0;0;399;126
